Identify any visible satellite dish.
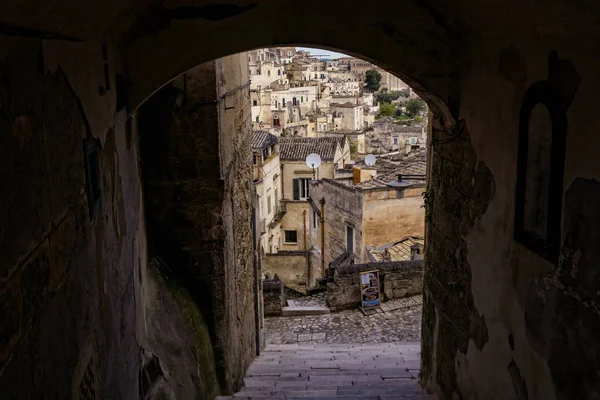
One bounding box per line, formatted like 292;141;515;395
306;153;322;169
364;154;376;167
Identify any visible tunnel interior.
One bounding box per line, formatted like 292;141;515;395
1;1;600;399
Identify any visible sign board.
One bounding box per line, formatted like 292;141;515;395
359;270;381;310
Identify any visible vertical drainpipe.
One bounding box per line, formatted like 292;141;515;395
303;210;309;291
320;198;326;277
280;164;285;199
251;201;261;356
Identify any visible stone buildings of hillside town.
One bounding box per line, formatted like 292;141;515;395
247;47;409;138
308;155;427;272
248;47;428;293
366;117;428;154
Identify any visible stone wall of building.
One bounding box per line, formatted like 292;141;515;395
362;186;426;252
138;53;255;394
263;279;285;316
144;260;220;399
279;201;311;251
327;261;423;310
420;39;600;400
0;39;144;398
309;179;364;266
263;251;309;293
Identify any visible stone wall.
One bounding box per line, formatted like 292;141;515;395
144;260;220;399
263;251;308;293
419;39;600;400
327;261;423;311
0;39;144;398
263;279;285;316
362;186;425;251
137;53;255;394
309;179;364;266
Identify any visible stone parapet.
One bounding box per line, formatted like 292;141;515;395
327;260;423;310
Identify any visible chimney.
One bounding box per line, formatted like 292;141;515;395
410;244;423;260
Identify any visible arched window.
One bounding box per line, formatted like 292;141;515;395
514;80;567;263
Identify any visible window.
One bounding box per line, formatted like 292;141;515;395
346;226;354;253
277;70;281;75
274;100;278;108
312;210;317;229
393;137;398;145
253;153;259;165
274;188;279;205
262;148;269;160
255;116;259;122
282;98;286;107
301;96;304;103
253;100;257;106
268;70;271;76
292;178;310;200
267;195;272;214
293;97;297;105
284;230;298;243
514;64;569;264
409;137;418;145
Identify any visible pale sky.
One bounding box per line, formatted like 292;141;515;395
296;47;350;60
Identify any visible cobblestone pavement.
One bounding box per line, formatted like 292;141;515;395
265;295;422;345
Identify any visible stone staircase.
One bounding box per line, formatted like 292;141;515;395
217;343;437;400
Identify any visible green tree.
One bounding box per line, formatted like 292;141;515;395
364;70;382;92
378;103;396;117
405;98;427;117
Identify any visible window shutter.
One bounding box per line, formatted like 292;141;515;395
293;179;300;200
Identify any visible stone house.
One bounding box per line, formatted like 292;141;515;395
367;118;427;153
324;130;366;155
308;157;426;274
252;131;283;255
331;102;364;131
277;137;351;253
328;79;361;96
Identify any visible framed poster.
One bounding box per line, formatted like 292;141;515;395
360;270;381;311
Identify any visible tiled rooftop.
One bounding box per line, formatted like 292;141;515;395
251;130;278;150
279;137;341;161
353;151;427;189
366;235;425;262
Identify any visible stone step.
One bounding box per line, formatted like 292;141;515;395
226;343;435;400
281;306;331;316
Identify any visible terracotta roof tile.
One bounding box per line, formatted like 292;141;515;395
279;137;340;161
367;236;425;262
251;130;278;150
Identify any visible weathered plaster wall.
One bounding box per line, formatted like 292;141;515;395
0;38;143;398
328;261;423;311
280;201;310;251
263;251;309;293
362;186;426;252
421;37;600;400
138;53;255;394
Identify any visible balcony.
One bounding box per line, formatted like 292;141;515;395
269;203;287;228
259;218;266;236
